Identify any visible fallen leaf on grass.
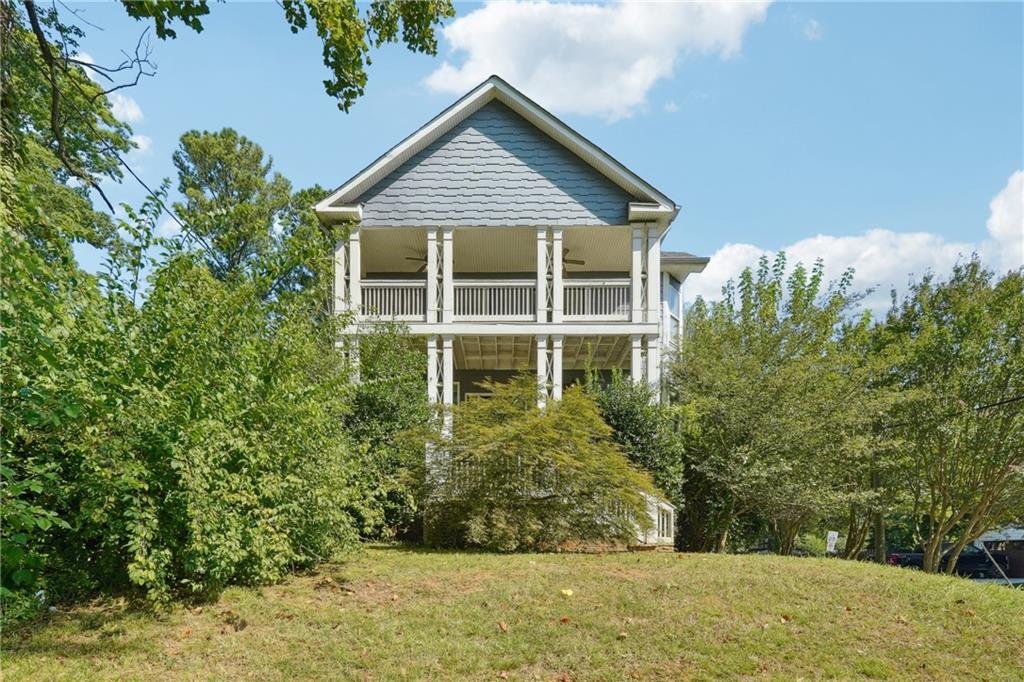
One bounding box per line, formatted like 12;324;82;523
780;614;792;623
560;589;573;597
559;616;570;625
962;609;976;617
498;621;509;633
617;631;628;640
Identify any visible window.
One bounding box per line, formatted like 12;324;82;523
657;508;674;539
666;275;681;312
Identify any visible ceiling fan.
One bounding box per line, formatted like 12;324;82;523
403;249;585;272
404;254;427;272
563;249;586;266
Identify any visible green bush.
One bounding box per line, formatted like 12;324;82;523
2;189;364;607
422;376;658;551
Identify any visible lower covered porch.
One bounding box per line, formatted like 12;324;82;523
426;333;661;406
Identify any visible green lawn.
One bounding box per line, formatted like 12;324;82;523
4;546;1023;680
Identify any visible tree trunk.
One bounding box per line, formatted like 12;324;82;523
921;534;943;573
843;518;870;560
872;512;886;563
715;527;729;553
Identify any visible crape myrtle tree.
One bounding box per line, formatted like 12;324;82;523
879;259;1024;573
420;376;658;551
669;253;890;555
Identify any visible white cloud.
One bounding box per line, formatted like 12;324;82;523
129;134;152;155
664;101;680;114
425;1;772;120
156;217;181;238
986;170;1023;271
687;171;1024;315
803;18;822;41
110;93;143;124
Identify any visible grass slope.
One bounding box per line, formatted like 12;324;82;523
4;547;1023;680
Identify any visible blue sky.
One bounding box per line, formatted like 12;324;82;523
73;1;1022;310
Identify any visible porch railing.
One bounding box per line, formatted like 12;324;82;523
361;281;426;320
454;280;535;321
563;280;631;320
358;278;632;322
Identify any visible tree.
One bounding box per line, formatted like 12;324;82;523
422;376;657;551
669;253;871;554
13;0;453;217
172;129;293;279
343;323;430;539
589;371;688;543
880;259;1024;573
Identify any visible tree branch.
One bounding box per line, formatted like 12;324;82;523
24;0;114;212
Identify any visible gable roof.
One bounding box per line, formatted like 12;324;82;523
316;75;679;228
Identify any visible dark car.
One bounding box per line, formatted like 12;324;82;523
888;543;1009;578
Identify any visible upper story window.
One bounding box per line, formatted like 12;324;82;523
666;275;681;313
667;275;682;346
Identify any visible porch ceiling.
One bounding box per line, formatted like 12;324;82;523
454;335;631;371
360;226;631;276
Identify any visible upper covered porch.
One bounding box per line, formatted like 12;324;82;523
350;224;643;323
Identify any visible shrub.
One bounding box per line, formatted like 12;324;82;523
422;376;658;551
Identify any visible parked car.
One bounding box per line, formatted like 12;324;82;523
888;543;1009;578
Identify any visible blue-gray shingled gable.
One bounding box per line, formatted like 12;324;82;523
352;101;636;226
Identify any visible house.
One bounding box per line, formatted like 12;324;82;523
316;76;708;546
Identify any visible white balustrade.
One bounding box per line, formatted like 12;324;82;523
563;280;631;320
360;281;426;320
359;278;631;322
454;280;536;321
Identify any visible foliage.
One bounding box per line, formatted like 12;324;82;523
121;0;455;111
1;2;134;210
1;15;370;613
422;376;657;551
172;128;294;279
343;324;430;538
670;253;887;554
880;259;1024;572
588;371;688;540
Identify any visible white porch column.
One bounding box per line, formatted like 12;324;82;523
551;335;563;401
441;227;454;323
536;334;549;409
333;237;347;315
630;334;643;384
426;335;438;405
551;227;563;323
630;225;644;323
441;335;454;405
349;337;361;384
661;272;671;346
647;335;661;402
647;229;661;324
441;335;454;434
348;229;361;318
426;228;438;323
536;226;549;322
